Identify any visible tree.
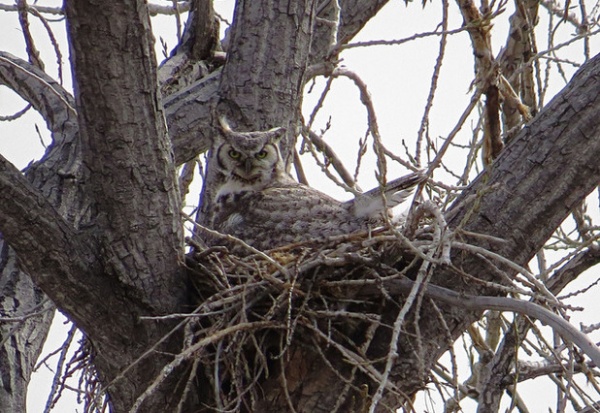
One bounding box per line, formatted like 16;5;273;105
0;0;599;412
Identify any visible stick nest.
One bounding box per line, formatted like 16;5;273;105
185;228;427;411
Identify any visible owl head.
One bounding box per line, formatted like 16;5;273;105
213;117;287;196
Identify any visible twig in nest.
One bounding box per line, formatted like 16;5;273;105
182;212;292;285
129;321;281;413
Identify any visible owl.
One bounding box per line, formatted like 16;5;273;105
206;118;423;252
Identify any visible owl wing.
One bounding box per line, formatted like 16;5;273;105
214;182;366;250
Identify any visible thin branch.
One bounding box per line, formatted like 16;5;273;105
340;26;469;50
0;103;31;121
416;0;449;167
17;0;45;70
305;129;359;191
369;277;600;367
28;5;65;84
0;2;191;16
330;67;388;183
43;324;77;413
369;244;438;412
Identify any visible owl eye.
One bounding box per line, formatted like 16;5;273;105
228;149;241;159
255;150;268;159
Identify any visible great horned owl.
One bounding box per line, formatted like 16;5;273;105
206;118;423;252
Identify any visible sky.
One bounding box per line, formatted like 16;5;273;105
1;0;599;412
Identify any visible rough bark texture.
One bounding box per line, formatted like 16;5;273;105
61;1;188;411
500;0;539;133
0;252;52;413
64;0;184;312
0;1;599;412
194;1;600;411
178;0;220;60
0;52;82;413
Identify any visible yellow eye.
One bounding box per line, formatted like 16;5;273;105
228;149;241;159
255;150;268;159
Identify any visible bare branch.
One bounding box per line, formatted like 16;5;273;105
0;52;76;135
416;0;450;167
359;277;600;367
174;0;219;60
0;2;191;16
456;0;503;165
547;244;600;294
304;129;359;191
0;153;133;340
16;0;44;70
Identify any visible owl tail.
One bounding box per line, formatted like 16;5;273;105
349;171;426;220
386;187;416;207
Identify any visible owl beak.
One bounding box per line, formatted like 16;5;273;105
243;158;254;175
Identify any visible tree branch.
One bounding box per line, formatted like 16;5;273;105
337;0;390;45
0;154;136;339
175;0;219;60
474;242;600;412
0;52;76;137
359;277;600;367
0;52;82;413
448;53;600;266
547;244;600;294
64;0;185;313
0;2;191;16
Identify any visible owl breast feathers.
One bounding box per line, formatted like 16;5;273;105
207;117;423;252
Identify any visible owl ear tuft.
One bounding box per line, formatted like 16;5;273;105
265;126;286;143
218;115;286;143
218;115;236;137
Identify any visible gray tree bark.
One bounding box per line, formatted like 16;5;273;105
0;51;81;413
